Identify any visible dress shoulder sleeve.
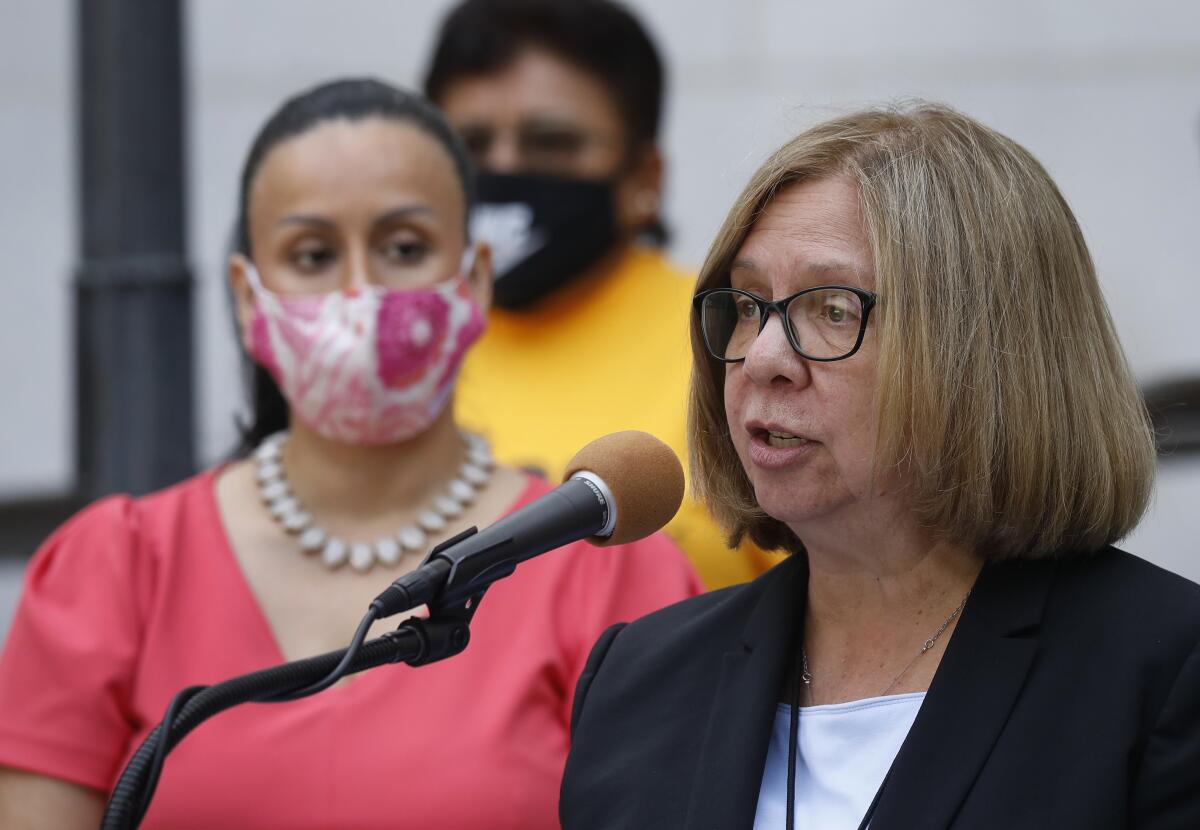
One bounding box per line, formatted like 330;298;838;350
0;495;153;791
551;530;702;727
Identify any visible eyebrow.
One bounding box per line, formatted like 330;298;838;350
373;205;435;227
276;214;335;230
730;257;858;277
276;205;435;230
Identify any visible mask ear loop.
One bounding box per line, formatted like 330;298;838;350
241;260;268;295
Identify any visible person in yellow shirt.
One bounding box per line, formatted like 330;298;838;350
423;0;778;588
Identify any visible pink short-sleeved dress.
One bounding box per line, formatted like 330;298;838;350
0;469;702;828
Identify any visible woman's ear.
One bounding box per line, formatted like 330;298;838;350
464;240;493;312
229;254;257;351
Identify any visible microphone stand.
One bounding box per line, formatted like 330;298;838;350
101;527;494;830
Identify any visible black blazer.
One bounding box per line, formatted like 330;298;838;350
560;548;1200;829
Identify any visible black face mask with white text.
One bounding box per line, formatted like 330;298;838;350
470;172;618;310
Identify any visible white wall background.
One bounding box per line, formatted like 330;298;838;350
1;0;1198;609
0;2;73;501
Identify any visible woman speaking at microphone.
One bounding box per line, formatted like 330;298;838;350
0;78;699;829
561;103;1200;829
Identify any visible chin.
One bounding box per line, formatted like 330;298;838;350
752;488;842;527
750;461;853;516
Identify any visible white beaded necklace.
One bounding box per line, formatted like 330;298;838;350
253;431;496;573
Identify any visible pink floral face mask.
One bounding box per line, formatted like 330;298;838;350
243;258;485;445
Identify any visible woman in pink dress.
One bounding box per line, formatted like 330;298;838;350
0;78;700;829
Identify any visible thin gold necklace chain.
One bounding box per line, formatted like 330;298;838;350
800;589;972;698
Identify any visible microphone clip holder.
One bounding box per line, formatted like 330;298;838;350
398;524;496;666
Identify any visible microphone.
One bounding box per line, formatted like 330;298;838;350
371;430;684;618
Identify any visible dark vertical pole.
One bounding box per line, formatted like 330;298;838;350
75;0;194;498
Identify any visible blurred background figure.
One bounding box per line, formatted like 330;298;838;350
1;1;1198;632
423;0;778;589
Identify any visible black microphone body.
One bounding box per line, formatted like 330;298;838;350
372;476;611;618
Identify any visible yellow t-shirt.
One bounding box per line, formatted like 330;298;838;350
455;246;780;589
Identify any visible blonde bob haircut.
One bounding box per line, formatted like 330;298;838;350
689;103;1156;560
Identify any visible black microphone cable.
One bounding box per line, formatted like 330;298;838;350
103;625;428;830
259;603;379;703
131;603;382;824
126;524;488;823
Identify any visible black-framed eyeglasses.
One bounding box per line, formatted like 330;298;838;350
693;286;878;363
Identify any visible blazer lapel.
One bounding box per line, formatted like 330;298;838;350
683;555;808;830
870;557;1056;829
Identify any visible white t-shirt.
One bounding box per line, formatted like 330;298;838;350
752;693;926;829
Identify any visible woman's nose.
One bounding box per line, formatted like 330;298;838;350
340;253;372;294
741;312;811;388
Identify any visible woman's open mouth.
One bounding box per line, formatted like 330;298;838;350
764;430;808;449
746;425;818;469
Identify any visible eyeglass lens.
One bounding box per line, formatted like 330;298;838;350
700;289;866;361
